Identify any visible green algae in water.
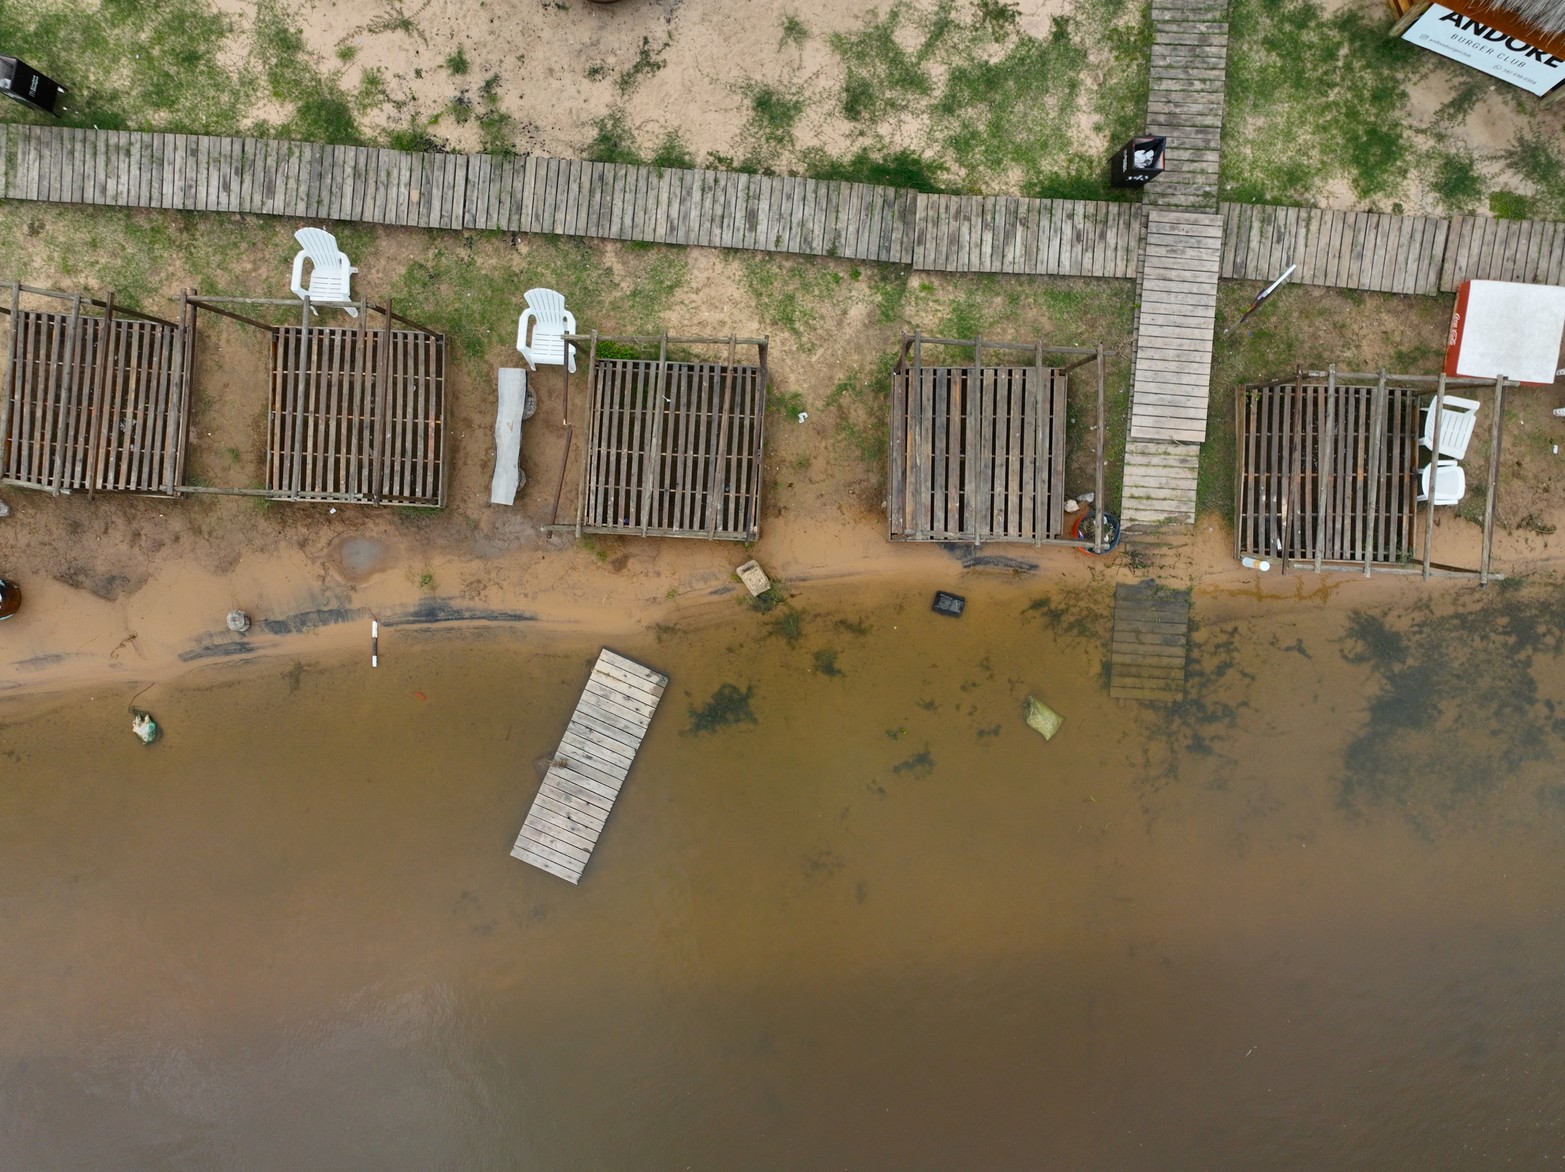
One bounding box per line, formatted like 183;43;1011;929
686;684;758;735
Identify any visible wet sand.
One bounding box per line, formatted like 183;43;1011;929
4;574;1565;1168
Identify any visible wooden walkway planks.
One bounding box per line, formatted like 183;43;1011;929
1219;203;1452;295
1144;0;1230;213
1109;580;1190;703
4;125;1561;288
511;648;667;884
1127;207;1223;448
907;195;1142;277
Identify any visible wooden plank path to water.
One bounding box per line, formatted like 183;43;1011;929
511;648;667;885
1109;581;1191;703
1118;0;1229;529
1121;208;1224;526
1144;0;1229;213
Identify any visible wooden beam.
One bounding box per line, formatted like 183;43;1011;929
1421;372;1446;580
1479;375;1505;585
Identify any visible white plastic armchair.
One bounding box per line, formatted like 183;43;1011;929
1420;394;1480;460
516;287;576;372
290;227;359;317
1417;458;1466;506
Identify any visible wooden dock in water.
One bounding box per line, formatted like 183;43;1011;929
1109;580;1191;703
511;648;667;884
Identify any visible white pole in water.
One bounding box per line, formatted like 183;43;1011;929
371;619;379;668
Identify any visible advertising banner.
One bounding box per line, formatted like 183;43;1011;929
1401;3;1565;96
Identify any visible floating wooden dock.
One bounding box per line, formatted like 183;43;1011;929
1109;580;1191;703
511;648;667;884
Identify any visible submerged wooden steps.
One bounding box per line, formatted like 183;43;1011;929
511;648;667;884
1109;580;1191;703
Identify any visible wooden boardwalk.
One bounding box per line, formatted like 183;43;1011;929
1109;580;1191;703
0;125;1560;291
1119;0;1229;528
910;195;1140;277
511;648;667;885
1144;0;1230;213
1220;202;1565;293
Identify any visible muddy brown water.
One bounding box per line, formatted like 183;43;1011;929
4;575;1565;1170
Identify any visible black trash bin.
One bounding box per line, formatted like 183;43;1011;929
1109;135;1166;189
0;57;66;116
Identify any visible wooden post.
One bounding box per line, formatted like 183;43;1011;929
1312;365;1336;572
86;292;116;497
706;335;738;539
638;332;669;535
1033;338;1046;545
371;299;393;504
966;334;983;548
575;323;597;535
1388;0;1433;37
1092;343;1105;552
0;283;19;480
1421;372;1446;580
1362;369;1387;576
1479;375;1505;585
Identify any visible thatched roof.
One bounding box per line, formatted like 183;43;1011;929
1465;0;1565;38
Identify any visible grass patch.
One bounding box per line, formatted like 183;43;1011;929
617;35;668;94
740;80;808;160
585;108;643;165
444;47;470;76
1223;0;1425;205
253;0;364;144
390;234;687;360
780;14;809;49
1427;149;1484;215
823;0;1149;197
0;0;253;134
686;683;758;735
803;147;948;193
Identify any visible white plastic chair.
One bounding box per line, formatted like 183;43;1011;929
1417;459;1466;506
1420;395;1480;460
290;227;358;317
516;287;576;372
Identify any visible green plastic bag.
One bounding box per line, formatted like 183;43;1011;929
1025;695;1063;741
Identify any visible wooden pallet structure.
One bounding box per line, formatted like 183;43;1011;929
189;296;447;506
568;333;767;541
511;648;668;884
1109;580;1191;703
1;283;194;496
1234;369;1509;579
888;333;1105;546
